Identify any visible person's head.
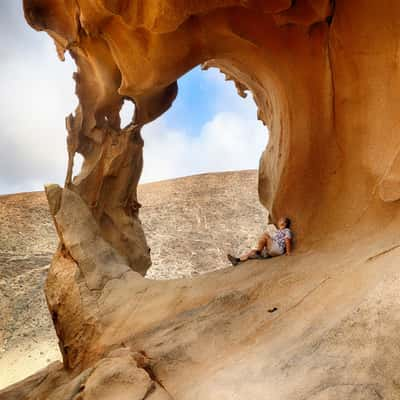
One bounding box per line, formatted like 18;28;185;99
278;217;291;229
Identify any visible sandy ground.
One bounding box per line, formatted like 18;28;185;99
0;170;266;389
0;340;61;389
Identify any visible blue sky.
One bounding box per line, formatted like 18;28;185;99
164;67;217;135
0;1;268;194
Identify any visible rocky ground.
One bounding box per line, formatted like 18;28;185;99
0;170;266;388
141;170;267;279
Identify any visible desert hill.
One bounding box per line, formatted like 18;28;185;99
0;170;266;388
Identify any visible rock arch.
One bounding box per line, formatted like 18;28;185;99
5;1;400;398
23;1;341;275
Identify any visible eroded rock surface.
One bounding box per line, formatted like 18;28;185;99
0;171;266;387
3;0;400;398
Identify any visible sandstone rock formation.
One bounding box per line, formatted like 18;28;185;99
0;171;266;389
3;1;400;398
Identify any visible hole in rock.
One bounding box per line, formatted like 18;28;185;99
140;66;269;280
72;153;83;181
120;99;135;128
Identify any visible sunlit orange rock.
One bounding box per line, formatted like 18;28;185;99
3;1;400;398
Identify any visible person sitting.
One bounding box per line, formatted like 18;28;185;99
227;217;293;266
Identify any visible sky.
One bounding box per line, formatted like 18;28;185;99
0;1;268;195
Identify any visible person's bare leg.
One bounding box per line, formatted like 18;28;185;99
228;233;272;265
258;234;272;251
263;234;274;256
228;247;259;265
239;249;258;262
240;233;271;261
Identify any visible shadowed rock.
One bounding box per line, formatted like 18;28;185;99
3;1;400;398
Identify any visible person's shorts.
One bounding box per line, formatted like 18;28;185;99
269;241;284;257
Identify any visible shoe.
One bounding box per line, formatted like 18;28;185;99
227;254;240;266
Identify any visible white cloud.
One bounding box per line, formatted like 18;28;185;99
0;3;268;194
140;66;268;183
141;108;267;183
0;28;77;194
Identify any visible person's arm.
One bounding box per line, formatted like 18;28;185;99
285;238;292;255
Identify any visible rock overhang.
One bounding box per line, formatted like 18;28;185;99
5;1;400;397
23;0;340;238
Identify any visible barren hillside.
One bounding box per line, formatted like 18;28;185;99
0;170;266;387
141;170;266;279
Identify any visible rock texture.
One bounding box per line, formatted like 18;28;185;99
141;171;266;279
3;0;400;398
0;171;266;388
22;0;400;242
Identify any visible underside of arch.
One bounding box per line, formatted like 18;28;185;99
18;0;400;385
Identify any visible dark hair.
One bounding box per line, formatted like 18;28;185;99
283;217;291;228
